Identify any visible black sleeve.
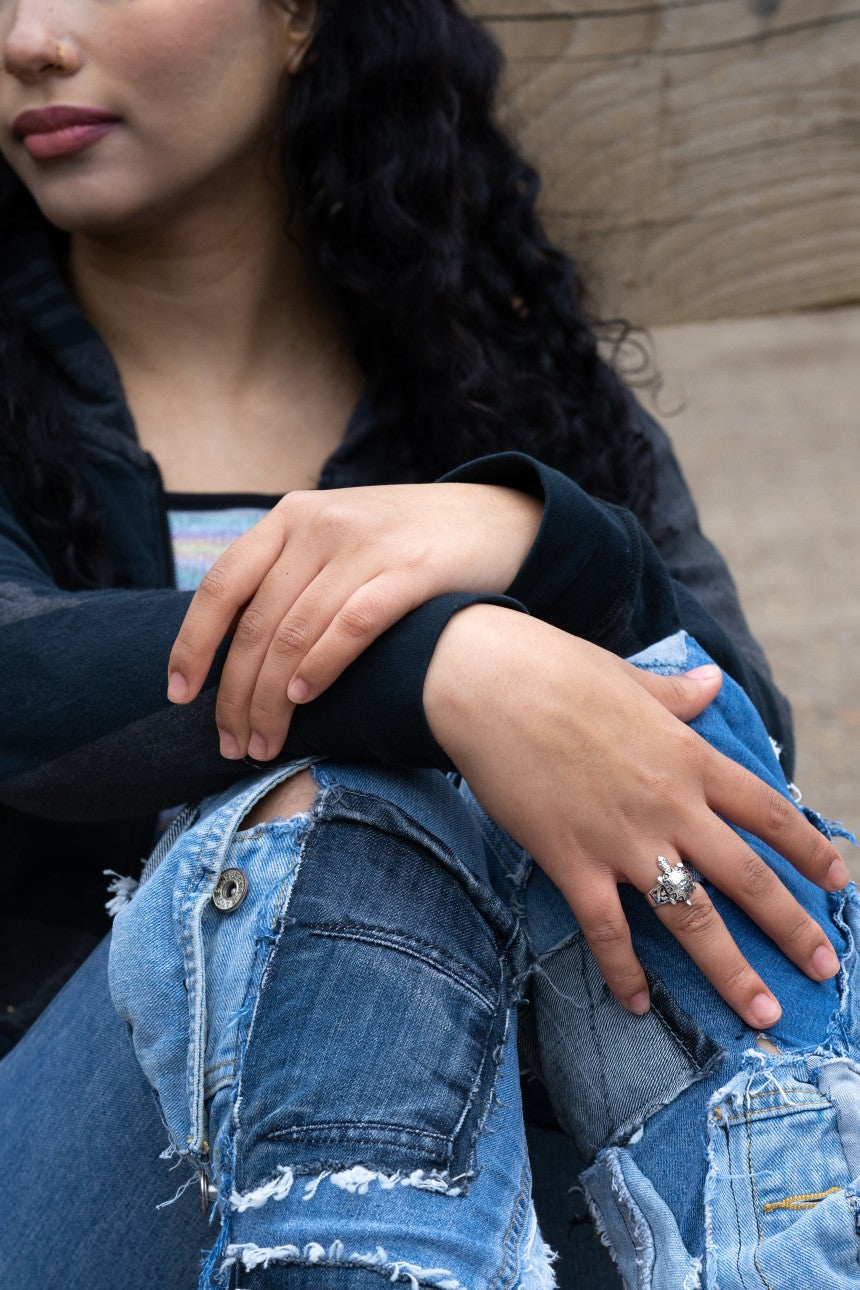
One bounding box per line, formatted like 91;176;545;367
0;496;525;821
442;450;795;776
0;439;793;824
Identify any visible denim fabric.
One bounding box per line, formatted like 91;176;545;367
510;632;860;1289
109;759;550;1289
0;936;212;1288
12;629;854;1289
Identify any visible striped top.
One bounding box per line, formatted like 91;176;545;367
166;492;282;592
158;492;283;833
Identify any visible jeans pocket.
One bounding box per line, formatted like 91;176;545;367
706;1056;860;1289
230;788;516;1198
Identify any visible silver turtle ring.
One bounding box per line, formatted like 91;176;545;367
648;855;696;908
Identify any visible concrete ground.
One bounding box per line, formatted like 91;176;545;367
644;307;860;874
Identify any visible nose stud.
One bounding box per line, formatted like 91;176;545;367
42;42;67;72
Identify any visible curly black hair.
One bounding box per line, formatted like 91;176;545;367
0;0;653;589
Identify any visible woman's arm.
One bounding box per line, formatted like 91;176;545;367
3;463;846;1032
442;452;793;765
0;494;526;820
168;449;792;768
422;604;845;1029
0;446;791;821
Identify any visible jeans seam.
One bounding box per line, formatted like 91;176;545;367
304;923;498;1011
487;1160;531;1290
744;1097;777;1290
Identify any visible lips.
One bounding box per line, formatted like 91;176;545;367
12;105;120;160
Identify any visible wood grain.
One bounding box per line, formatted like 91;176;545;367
469;0;860;322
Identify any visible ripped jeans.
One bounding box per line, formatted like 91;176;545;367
3;633;858;1289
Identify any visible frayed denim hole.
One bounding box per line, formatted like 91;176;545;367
527;933;723;1161
231;811;512;1193
802;805;858;847
231;1249;467;1289
583;1148;701;1290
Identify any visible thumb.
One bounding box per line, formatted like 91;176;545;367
631;663;723;721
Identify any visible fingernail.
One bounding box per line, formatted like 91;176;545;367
828;858;850;889
288;677;310;703
750;993;781;1027
219;730;241;760
247;732;268;761
685;665;720;681
628;991;650;1015
812;943;840;980
167;671;188;702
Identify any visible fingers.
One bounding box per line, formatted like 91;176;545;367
701;747;849;891
558;878;652;1015
644;870;783;1029
213;558;333;758
285;572;423;702
690;816;841;983
217;571;423;761
631;663;723;722
567;846;782;1028
167;506;292;704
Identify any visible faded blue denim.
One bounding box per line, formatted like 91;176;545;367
1;632;858;1288
109;757;550;1289
520;632;860;1289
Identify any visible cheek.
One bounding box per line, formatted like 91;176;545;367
113;0;287;129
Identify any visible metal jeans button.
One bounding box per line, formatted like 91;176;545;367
199;1171;218;1212
212;867;248;912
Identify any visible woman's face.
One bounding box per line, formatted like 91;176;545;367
0;0;309;233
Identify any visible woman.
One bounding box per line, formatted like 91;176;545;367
0;1;855;1287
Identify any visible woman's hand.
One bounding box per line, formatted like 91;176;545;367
166;482;542;760
424;604;848;1029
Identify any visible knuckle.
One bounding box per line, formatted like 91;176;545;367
271;619;311;658
580;911;630;952
248;694;282;727
665;675;691;709
782;911;817;953
276;489;304;517
736;854;774;902
313;502;352;540
672;896;718;939
760;786;795;835
273;493;299;533
232;608;268;650
196;565;232;605
169;629;195;664
635;760;676;803
676;725;706;768
337;600;380;642
808;830;838;877
720;958;758;994
215;692;243;728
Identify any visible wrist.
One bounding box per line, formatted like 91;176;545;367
423;602;511;759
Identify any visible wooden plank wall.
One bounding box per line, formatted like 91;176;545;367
470;0;860;323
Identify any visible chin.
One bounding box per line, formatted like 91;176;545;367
31;190;142;236
10;156;163;235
